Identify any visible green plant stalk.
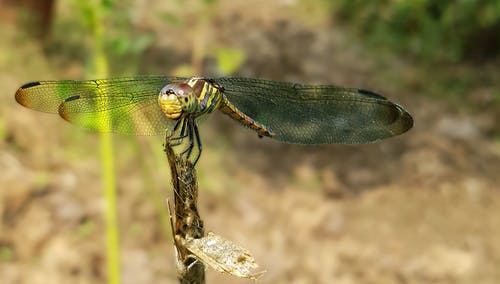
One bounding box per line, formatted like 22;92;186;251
89;6;121;284
100;129;120;284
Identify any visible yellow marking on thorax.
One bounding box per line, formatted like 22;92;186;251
205;84;222;112
187;78;222;115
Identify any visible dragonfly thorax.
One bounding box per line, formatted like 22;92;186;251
158;83;198;120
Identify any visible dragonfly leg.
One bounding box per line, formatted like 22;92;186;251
167;117;201;167
166;120;181;142
184;119;201;166
173;118;183;132
191;122;202;166
176;117;188;139
176;119;202;166
178;119;195;159
168;118;189;146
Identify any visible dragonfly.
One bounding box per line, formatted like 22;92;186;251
15;76;413;165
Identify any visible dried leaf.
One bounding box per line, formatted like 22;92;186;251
183;232;265;279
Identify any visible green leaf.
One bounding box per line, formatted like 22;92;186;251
216;48;246;75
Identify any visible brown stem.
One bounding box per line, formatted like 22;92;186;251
164;135;205;284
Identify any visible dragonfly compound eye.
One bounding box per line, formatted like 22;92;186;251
175;83;197;113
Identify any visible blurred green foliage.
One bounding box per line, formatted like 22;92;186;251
0;246;13;262
216;47;246;75
0;115;6;141
158;0;245;76
49;0;154;75
77;219;96;239
48;0;245;77
158;11;183;27
329;0;500;62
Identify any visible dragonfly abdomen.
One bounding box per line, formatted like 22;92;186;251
218;96;275;138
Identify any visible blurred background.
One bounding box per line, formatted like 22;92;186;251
1;0;500;283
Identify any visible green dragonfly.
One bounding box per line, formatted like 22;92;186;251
15;76;413;164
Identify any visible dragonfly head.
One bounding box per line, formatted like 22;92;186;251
158;83;198;120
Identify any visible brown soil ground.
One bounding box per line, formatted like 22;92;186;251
1;1;499;284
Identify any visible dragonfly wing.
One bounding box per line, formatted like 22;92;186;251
15;76;188;135
212;77;413;144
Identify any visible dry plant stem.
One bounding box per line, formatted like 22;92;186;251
164;137;206;284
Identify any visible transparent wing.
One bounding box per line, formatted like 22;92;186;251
212;77;413;144
15;76;188;135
